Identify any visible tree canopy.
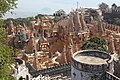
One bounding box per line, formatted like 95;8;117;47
0;29;8;43
0;28;15;80
88;9;99;20
0;0;17;17
53;9;66;16
99;2;109;10
81;37;107;51
53;9;66;22
0;0;17;79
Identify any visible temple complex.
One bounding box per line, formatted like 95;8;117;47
7;8;120;76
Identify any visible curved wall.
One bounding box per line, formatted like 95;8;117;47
71;50;114;80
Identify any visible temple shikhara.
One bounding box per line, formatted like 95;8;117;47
6;8;120;79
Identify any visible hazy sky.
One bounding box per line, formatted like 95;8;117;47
3;0;120;19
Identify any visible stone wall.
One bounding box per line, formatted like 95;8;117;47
27;62;120;80
28;63;71;77
71;66;106;80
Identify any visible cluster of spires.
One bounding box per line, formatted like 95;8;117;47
6;8;120;71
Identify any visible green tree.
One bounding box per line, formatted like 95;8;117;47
114;18;120;25
0;19;5;28
81;37;107;51
0;0;17;79
88;9;99;20
99;2;109;15
0;29;8;43
0;29;15;80
4;17;31;27
53;9;66;22
0;0;17;17
99;2;109;10
35;14;44;19
53;9;66;16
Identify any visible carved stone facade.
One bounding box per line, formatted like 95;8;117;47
7;8;120;71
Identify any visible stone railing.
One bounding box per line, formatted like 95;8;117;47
27;63;71;77
105;71;120;80
27;62;120;80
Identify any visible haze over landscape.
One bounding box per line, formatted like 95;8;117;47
3;0;120;19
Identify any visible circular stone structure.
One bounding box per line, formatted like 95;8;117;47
71;50;114;80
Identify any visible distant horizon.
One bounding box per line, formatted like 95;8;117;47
2;0;120;19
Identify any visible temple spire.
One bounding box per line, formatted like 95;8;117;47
74;11;82;33
79;9;88;31
68;13;74;33
77;1;79;9
97;15;104;36
61;45;67;64
33;50;39;70
36;17;41;23
25;33;36;53
66;43;73;63
108;35;116;54
8;20;14;35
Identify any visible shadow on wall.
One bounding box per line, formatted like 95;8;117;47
114;58;120;78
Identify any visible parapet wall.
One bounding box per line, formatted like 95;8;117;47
103;23;120;32
71;60;108;73
71;50;114;80
72;50;113;73
26;62;120;80
28;63;71;77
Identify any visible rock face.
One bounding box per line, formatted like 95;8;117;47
71;50;114;80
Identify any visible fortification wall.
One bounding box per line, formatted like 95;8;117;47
71;50;114;80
